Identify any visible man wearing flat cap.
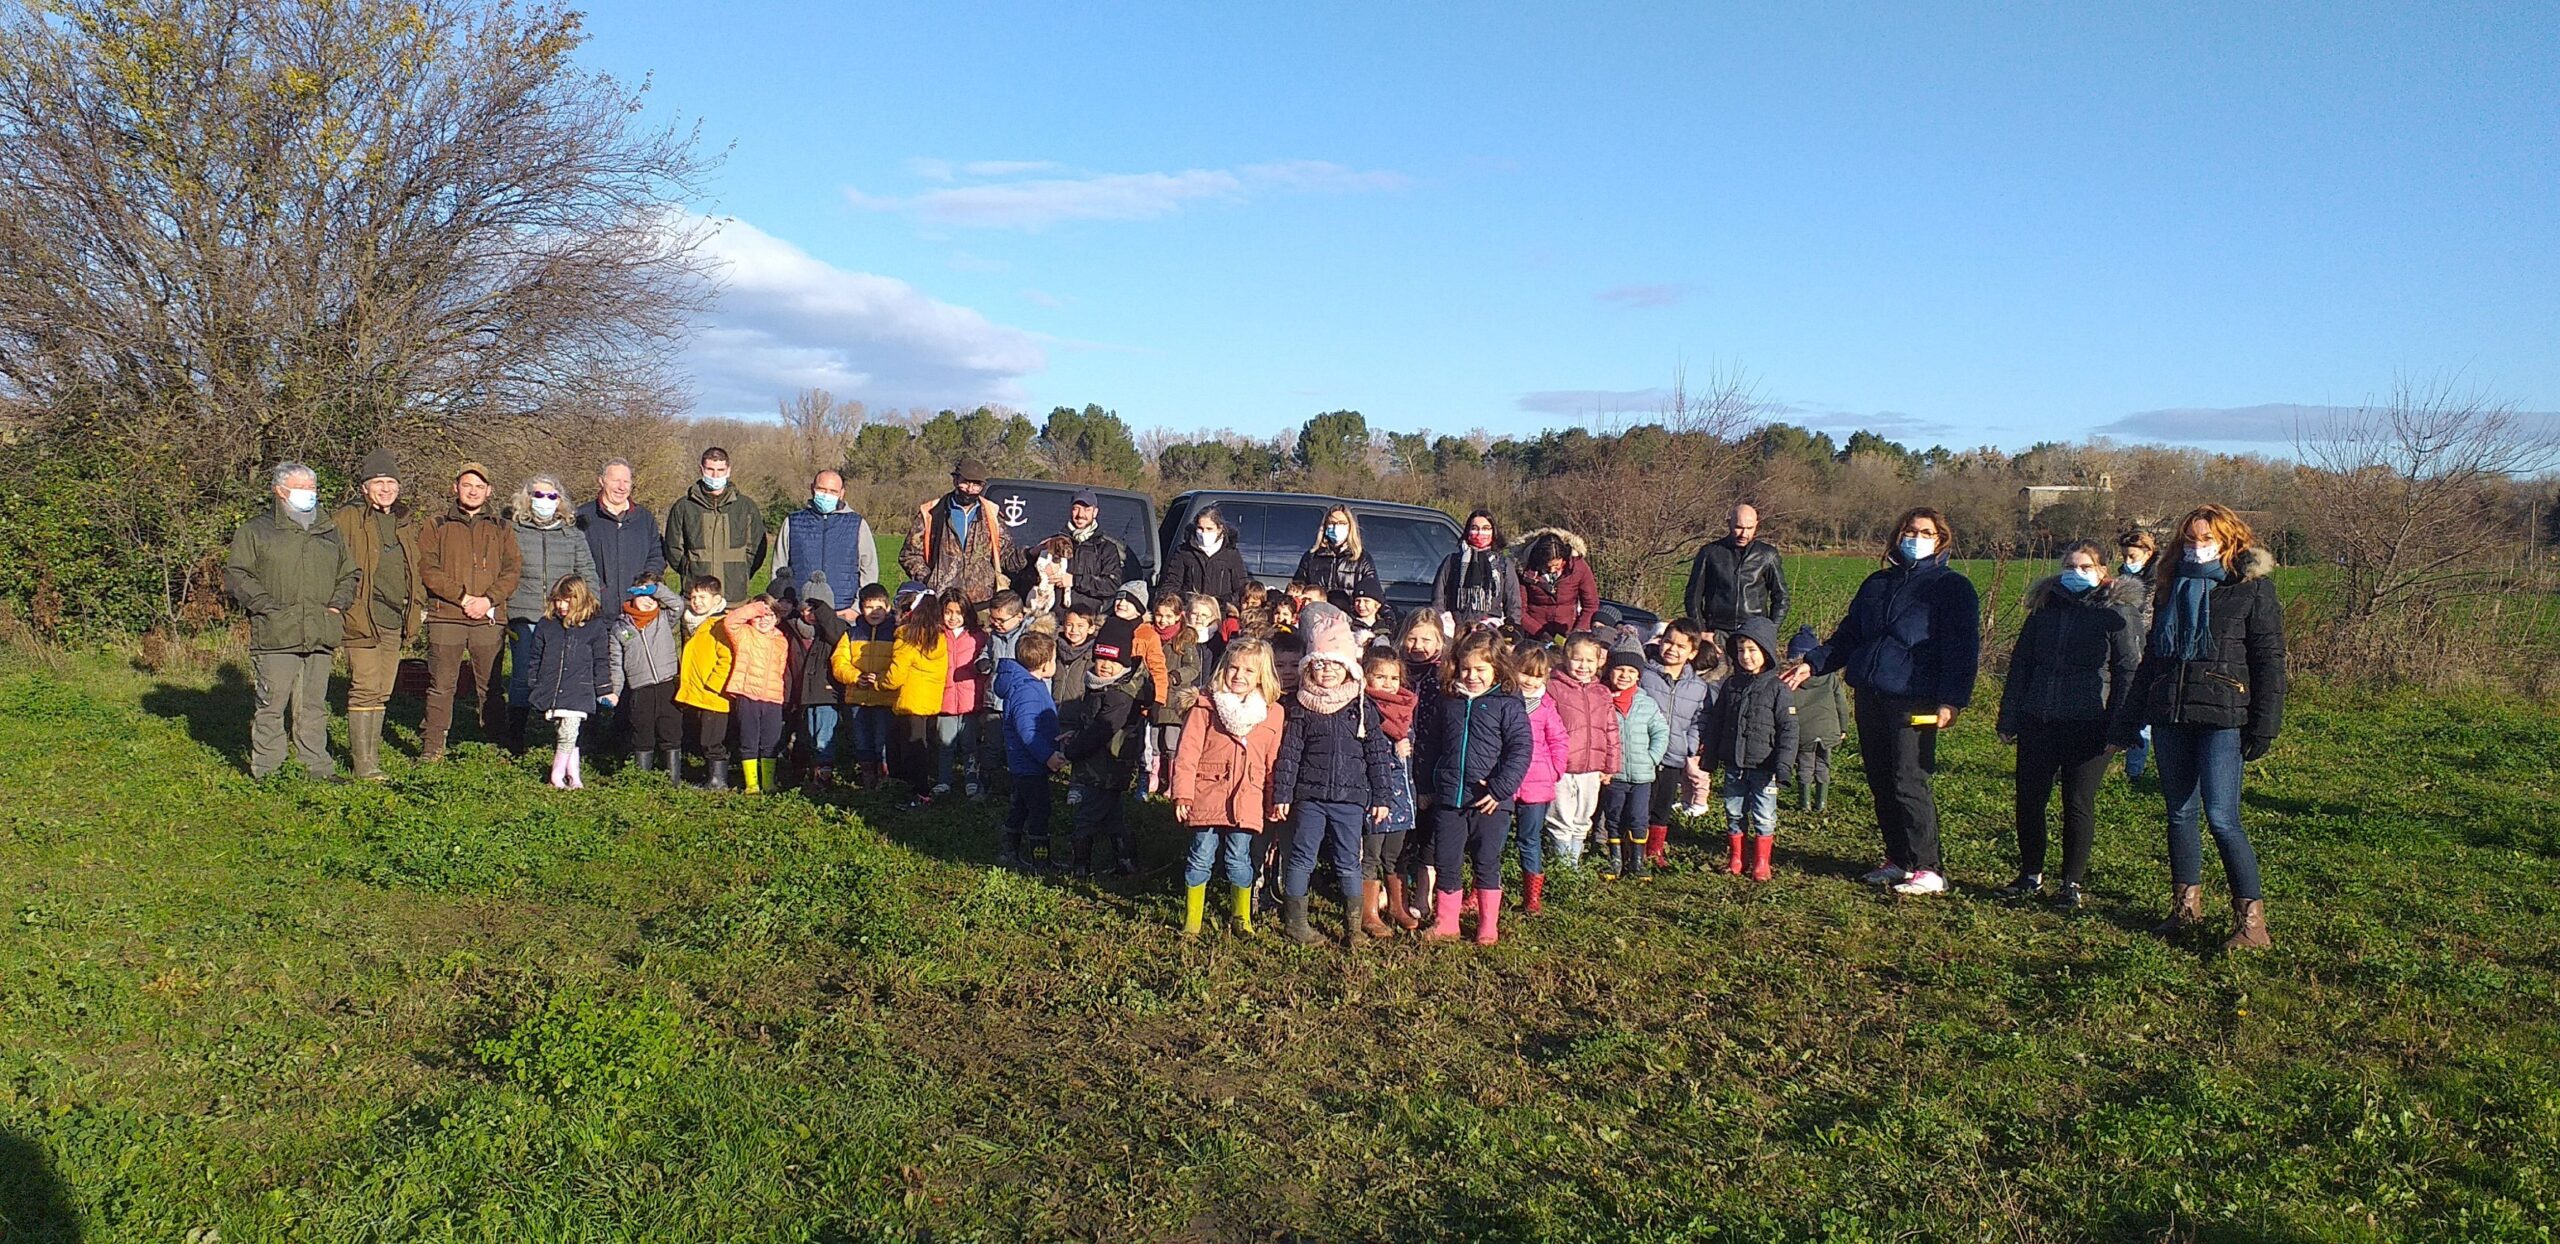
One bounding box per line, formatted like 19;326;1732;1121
898;456;1007;605
331;449;423;779
416;461;522;760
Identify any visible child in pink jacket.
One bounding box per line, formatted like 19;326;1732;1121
1510;643;1572;912
1544;632;1621;868
935;596;986;797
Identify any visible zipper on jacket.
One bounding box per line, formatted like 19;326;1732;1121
1454;695;1474;803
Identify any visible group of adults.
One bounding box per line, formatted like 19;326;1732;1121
226;449;2283;949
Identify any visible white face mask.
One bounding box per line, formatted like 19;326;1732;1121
1196;528;1223;553
530;497;559;520
701;474;727;492
285;488;317;513
2186;541;2221;564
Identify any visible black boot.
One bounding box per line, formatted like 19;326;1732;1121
505;706;530;754
632;750;655;774
1283;894;1323;945
660;749;682;785
706;759;731;790
1813;780;1830;812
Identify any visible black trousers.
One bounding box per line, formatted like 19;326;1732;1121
1853;693;1943;874
621;681;682;752
894;713;937;796
2013;716;2110;884
688;706;731;764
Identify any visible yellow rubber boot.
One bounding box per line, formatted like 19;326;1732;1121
1229;884;1256;937
1182;884;1206;937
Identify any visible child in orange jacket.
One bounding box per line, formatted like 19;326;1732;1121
720;589;795;794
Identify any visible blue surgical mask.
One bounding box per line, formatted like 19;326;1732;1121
285;488;317;513
813;493;839;513
701;474;727;492
1325;523;1348;544
530;497;559;520
1897;536;1936;563
2059;567;2101;593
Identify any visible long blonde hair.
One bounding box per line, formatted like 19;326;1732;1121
1214;636;1283;703
548;574;601;626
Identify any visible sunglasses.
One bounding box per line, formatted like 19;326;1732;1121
531;491;562;501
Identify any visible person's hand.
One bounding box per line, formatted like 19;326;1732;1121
1046;753;1068;773
327;606;341;614
1174;800;1191;821
599;696;617;709
2241;737;2271;762
1935;705;1959;730
1780;665;1810;691
1599;774;1613;786
1369;806;1391;825
1396;739;1412;760
1468;794;1498;815
2103;743;2129;757
1271;803;1291;822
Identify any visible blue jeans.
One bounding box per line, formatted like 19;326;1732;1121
1185;827;1258;889
2123;724;2153;780
505;618;540;707
1284;801;1365;901
934;714;977;786
1723;767;1779;838
2152;723;2262;899
1513;800;1551;876
848;705;890;766
804;704;841;763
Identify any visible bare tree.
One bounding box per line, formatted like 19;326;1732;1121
1534;364;1765;607
779;388;859;483
2293;378;2560;680
0;0;718;623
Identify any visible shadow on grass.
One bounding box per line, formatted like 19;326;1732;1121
0;1129;79;1243
138;661;256;767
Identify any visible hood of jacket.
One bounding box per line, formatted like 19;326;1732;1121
1510;526;1589;562
993;657;1049;705
1728;614;1782;671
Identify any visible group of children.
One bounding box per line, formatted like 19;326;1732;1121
516;564;1854;949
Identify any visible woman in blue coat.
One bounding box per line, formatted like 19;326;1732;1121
1791;506;1979;897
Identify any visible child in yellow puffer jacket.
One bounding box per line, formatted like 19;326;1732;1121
883;586;950;808
674;575;735;789
721;592;794;793
822;581;898;788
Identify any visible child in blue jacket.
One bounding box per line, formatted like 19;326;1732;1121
1415;629;1533;945
992;631;1067;871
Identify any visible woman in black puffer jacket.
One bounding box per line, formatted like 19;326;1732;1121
2108;504;2286;951
1995;540;2140;909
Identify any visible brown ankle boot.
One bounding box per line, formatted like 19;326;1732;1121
2151;883;2205;936
2221;897;2271;951
1360;880;1394;939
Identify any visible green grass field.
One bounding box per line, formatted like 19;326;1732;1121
4;617;2559;1240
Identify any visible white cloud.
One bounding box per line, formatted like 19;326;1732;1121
682;215;1045;417
1516;388;1675;416
1595;283;1690;309
845;159;1408;231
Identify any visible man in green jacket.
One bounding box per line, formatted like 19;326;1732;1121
331;448;422;780
225;461;360;780
663;446;768;599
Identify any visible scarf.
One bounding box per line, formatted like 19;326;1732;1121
1519;685;1545;713
1458;549;1500;617
1212;690;1269;739
682;598;727;635
2151;557;2229;661
622;601;662;629
1298;664;1365;715
1154;621;1181;642
1611;682;1640;714
1369;686;1417;741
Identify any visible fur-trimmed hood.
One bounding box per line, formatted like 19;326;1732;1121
2233;546;2278;581
1512;526;1588;563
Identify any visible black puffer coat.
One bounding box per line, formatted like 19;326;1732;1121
1271;695;1395;808
526;614;613;715
1292;546;1382;605
1701;617;1799;775
1997;574;2139;733
1413;688;1533;808
2112;548;2286;750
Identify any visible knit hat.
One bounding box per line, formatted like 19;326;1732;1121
1093;615;1140;665
455;461;491;485
1604;639;1646;677
1114;580;1150;612
357;448;398;484
893;580;929;610
1785;624;1821;663
1594;604;1624;630
804;571;831;603
1297;602;1363;676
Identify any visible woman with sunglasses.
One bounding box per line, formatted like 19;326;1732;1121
503;472;599;751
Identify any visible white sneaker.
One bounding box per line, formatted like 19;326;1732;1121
964;780;983;798
931;782;952;797
1861;864;1909;885
1892;870;1948;896
1678;803;1712;818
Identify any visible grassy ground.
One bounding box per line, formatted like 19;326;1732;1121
3;636;2558;1242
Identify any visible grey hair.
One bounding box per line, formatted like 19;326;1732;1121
511;473;572;525
272;461;317;488
598;457;634;478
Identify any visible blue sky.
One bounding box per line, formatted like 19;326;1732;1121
574;2;2560;450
